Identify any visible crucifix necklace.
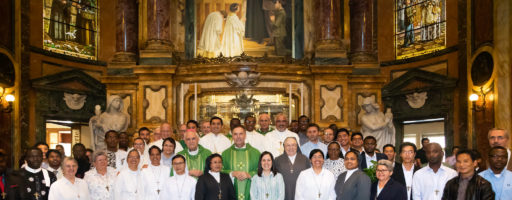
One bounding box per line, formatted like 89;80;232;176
151;166;162;194
313;170;324;199
176;175;186;199
33;192;40;200
218;180;222;199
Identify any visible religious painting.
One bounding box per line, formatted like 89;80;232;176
43;0;98;60
395;0;446;59
195;0;294;58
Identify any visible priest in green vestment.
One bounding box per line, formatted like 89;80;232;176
178;129;212;178
222;125;261;200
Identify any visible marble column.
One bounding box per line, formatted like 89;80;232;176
113;0;138;62
314;0;343;50
145;0;173;50
349;0;376;63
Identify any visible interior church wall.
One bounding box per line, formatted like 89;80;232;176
376;0;464;152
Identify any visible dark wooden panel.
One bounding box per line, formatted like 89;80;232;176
0;0;13;51
0;112;12;168
472;0;493;51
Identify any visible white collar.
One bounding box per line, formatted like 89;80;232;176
25;166;42;173
189;148;199;155
47;166;60;172
365;152;377;159
288;153;297;160
276;129;288;133
234;144;247;149
427;164;446;173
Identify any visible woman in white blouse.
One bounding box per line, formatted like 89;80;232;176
49;157;91;200
323;142;346;179
295;149;336;200
161;137;177;168
250;151;285;200
84;151;117;200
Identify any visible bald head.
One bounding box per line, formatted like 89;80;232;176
160;123;172;138
425;143;444;165
259;113;271;130
184;129;199;151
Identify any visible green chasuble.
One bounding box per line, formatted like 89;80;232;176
179;140;188;149
178;144;212;176
222;144;260;200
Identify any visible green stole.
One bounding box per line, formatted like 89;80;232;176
222;144;260;200
177;145;212;177
256;128;274;136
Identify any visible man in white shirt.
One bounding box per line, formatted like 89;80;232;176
412;143;457;200
335;128;351;157
115;149;144;200
300;123;327;158
244;116;266;152
149;123;183;152
161;154;196;200
199;116;232;154
138;127;151;146
142;146;171;200
46;150;63;179
488;128;512;171
104;130;128;170
265;113;301;157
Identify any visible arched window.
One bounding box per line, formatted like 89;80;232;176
43;0;98;60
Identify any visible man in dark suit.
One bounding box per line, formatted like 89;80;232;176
349;132;364;154
383;144;400;167
391;142;419;200
359;136;387;170
335;151;371;200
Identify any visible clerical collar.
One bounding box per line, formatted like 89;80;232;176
276;129;287;133
189;148;199;155
209;171;221;183
235;144;246;149
47;166;60;172
25;165;42;173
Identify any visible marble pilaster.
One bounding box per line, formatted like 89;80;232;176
312;0;347;65
145;0;173;50
349;0;377;64
112;0;138;63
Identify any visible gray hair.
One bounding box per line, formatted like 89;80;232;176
488;128;510;139
92;151;107;163
61;157;78;169
377;159;394;172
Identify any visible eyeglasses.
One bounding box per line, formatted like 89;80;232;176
376;169;390;173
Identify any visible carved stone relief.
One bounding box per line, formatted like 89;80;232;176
320;85;343;121
224;71;261;88
144;86;167;123
406;91;428;108
63;93;87;110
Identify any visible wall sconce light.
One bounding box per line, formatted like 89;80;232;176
469;86;488;112
0;87;15;113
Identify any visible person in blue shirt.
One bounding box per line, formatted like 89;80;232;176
479;146;512;200
300;124;327;158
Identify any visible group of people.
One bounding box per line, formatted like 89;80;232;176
0;112;511;200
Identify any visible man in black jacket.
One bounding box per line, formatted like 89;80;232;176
442;149;495;200
391;142;419;200
359;136;387;170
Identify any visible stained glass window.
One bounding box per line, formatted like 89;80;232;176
43;0;98;60
395;0;446;59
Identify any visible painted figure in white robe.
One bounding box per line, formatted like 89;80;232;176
161;154;196;200
221;3;245;57
114;149;144;200
197;11;226;58
142;146;171;200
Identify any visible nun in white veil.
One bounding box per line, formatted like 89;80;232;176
160;154;196;200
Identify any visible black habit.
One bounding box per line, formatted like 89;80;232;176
195;172;236;200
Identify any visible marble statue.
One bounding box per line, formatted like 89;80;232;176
89;95;130;150
63;92;87;110
360;97;395;151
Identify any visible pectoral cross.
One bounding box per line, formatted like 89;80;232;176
407;186;410;191
318;192;321;198
290;169;294;173
218;192;222;199
34;192;40;200
157;189;160;194
2;192;6;199
435;190;439;195
106;186;109;191
265;193;269;199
